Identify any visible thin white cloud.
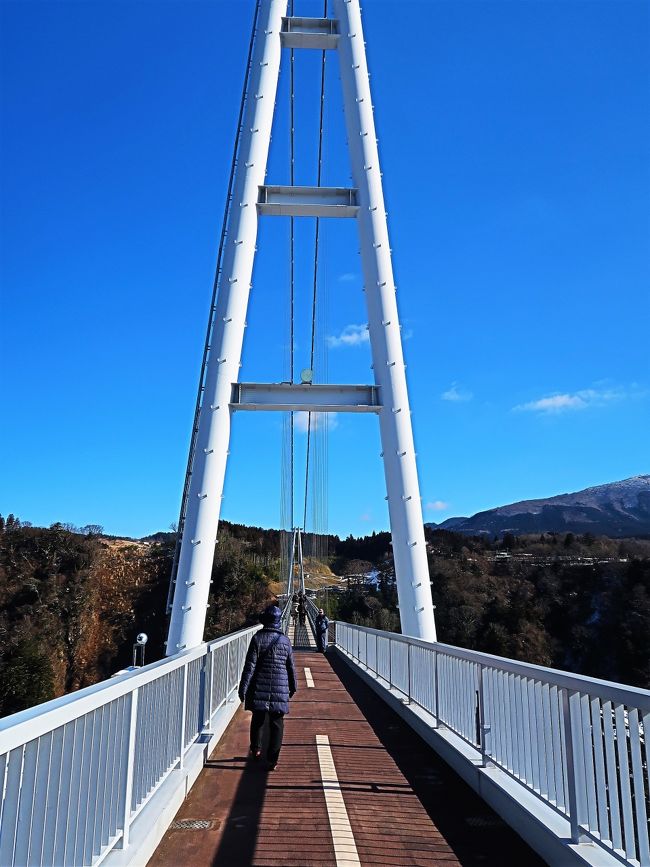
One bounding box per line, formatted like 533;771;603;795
514;386;628;415
294;412;338;433
441;382;473;402
326;324;369;349
338;272;357;283
425;500;449;512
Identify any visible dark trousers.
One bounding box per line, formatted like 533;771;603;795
250;710;285;763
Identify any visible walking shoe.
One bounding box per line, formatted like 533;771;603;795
268;761;278;771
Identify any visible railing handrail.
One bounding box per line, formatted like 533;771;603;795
0;624;260;754
332;620;650;709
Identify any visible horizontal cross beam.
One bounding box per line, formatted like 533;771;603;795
230;382;381;413
280;16;340;50
257;185;359;218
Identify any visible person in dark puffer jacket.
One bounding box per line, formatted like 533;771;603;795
238;604;297;770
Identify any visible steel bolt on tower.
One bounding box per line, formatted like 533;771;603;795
167;0;436;654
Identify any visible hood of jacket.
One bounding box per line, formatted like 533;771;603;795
260;604;282;630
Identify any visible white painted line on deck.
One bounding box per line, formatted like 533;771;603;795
316;734;360;866
304;667;315;688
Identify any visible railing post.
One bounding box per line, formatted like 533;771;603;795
119;688;139;850
433;649;440;728
203;650;213;730
388;638;393;689
406;642;411;704
478;666;492;767
226;640;232;696
209;649;215;718
562;688;588;843
179;665;188;770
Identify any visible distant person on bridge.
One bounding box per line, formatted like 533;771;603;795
238;604;297;771
298;595;306;627
315;609;329;653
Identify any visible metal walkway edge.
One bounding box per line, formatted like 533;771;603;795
148;636;542;865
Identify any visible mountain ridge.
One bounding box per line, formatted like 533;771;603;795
426;475;650;537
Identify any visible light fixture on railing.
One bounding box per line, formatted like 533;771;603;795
133;632;148;668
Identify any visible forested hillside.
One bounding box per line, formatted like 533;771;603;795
1;515;648;718
0;517;277;716
332;528;650;689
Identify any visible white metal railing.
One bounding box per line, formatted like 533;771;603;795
334;621;650;867
305;596;319;631
281;597;293;634
0;625;259;867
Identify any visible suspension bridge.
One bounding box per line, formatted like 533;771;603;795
1;1;649;865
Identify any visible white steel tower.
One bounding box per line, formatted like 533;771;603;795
167;0;437;654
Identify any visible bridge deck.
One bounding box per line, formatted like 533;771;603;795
149;627;543;867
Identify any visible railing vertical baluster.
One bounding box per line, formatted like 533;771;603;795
478;665;492;767
406;642;411;704
508;674;526;780
205;650;214;727
562;688;588;844
108;704;122;847
41;728;62;865
551;685;566;811
535;681;546;796
589;696;608;841
615;703;636;861
179;665;188;770
433;649;440;726
493;670;503;767
374;632;378;675
541;684;555;804
628;708;649;866
118;689;139;850
226;641;232;695
12;739;38;867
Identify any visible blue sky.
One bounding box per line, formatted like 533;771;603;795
1;0;648;539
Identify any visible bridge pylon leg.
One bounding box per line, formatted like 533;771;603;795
334;0;436;640
167;0;288;654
